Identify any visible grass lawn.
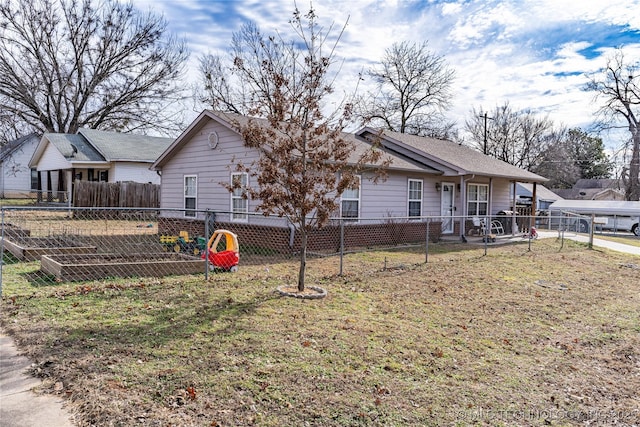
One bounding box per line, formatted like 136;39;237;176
0;198;37;207
1;239;639;426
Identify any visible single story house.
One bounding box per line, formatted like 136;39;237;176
29;128;173;203
0;133;40;198
151;110;547;248
552;179;627;201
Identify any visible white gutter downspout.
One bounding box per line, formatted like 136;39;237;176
488;177;493;220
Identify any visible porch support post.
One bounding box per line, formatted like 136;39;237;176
460;176;466;237
46;171;53;202
512;181;517;235
37;171;43;203
57;170;65;202
488;177;493;219
66;170;73;206
530;182;538;231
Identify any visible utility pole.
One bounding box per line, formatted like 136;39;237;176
480;112;493;155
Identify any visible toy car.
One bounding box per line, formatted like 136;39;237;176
204;229;239;272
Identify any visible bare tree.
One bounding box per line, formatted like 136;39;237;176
465;102;559;170
354;41;456;137
0;0;188;141
0;102;32;145
585;49;640;200
532;128;612;189
217;8;389;292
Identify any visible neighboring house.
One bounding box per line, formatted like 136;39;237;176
29;128;174;203
552;178;626;201
515;183;563;210
151;110;547;241
0;133;40;198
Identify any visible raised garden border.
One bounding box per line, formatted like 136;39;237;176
2;236;97;261
41;253;205;282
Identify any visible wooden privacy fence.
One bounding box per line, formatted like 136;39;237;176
73;180;160;208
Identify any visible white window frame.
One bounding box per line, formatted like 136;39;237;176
30;168;39;191
408;179;423;217
184;175;197;217
467;183;489;217
340;175;361;221
230;172;249;222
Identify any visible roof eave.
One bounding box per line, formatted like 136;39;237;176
358;128;464;173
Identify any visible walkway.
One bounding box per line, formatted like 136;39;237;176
559;232;640;256
0;330;75;427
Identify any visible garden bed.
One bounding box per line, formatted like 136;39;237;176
2;236;96;261
1;223;31;239
40;253;205;281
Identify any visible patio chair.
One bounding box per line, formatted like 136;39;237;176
490;220;504;235
467;216;486;236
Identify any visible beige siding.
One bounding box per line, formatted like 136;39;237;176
159;115;524;224
462;177;514;216
160;120;260;219
491;179;513;213
360;172;443;219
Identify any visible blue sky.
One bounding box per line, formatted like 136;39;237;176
131;0;640;151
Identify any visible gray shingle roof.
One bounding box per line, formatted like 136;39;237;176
46;133;105;162
362;128;548;182
517;183;563;201
78;129;174;162
155;110;547;183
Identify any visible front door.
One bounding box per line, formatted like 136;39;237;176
440;183;455;233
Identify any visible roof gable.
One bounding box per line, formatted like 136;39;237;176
152;110;438;174
46;134;105;161
152;110;228;169
1;133;40;161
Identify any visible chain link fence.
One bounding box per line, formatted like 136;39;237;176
1;206;633;291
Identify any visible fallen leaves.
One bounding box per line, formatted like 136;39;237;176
186;386;197;401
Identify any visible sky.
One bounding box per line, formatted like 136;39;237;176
131;0;640;151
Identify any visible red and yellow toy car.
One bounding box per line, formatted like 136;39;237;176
203;229;239;272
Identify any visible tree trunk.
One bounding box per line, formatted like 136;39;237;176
627;127;640;201
297;227;307;292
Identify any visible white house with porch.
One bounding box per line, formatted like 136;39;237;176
29;128;173;204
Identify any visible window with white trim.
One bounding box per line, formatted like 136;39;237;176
467;183;488;216
30;169;39;191
408;179;423;217
184;175;197;217
231;172;248;222
341;175;361;221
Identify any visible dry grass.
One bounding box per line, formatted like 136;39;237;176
1;239;639;426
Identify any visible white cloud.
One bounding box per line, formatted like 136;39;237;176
129;0;640;149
